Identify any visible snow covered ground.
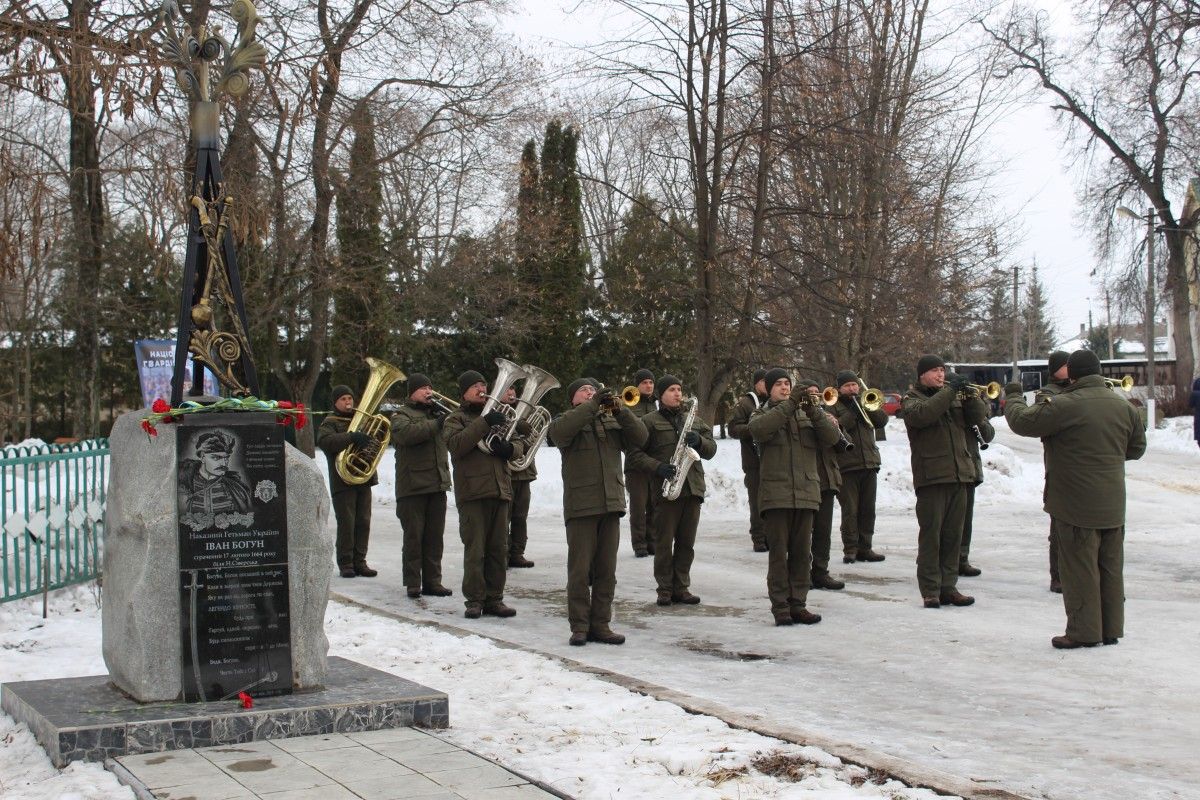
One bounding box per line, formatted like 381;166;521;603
2;416;1198;800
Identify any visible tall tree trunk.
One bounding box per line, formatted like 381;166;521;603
65;0;103;438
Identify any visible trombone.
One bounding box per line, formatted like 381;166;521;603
429;390;459;416
1104;375;1134;391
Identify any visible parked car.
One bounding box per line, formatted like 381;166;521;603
882;392;903;417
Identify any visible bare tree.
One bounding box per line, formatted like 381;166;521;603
982;0;1200;402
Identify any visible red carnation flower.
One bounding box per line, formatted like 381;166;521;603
151;398;170;414
276;401;294;410
238;691;253;709
141;419;158;437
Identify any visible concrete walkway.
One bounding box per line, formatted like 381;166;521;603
111;727;564;800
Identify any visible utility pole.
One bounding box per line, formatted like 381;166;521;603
1144;210;1156;430
1105;290;1114;359
1011;265;1020;385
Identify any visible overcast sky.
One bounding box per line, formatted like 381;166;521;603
498;0;1115;349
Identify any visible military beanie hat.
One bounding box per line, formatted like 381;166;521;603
752;368;768;386
835;370;860;388
633;368;655;384
916;354;945;377
763;368;791;391
1047;350;1070;375
406;373;432;395
1067;350;1101;380
331;384;353;402
655;374;682;399
565;377;600;400
458;370;486;397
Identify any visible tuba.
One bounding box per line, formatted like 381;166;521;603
335;357;407;484
662;398;700;500
476;358;529;455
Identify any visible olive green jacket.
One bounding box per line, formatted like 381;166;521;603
627;405;718;500
748;398;841;514
317;411;379;494
966;418;995;486
549;399;648;522
623;395;657;472
390;401;451;498
1004;374;1145;529
831;396;889;473
901;385;989;490
815;410;843;493
727;392;766;472
443;404;525;505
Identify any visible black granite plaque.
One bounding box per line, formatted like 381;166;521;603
177;413;292;702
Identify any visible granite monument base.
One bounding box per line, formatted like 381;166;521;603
0;657;448;768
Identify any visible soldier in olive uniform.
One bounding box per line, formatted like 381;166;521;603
1004;350;1145;649
625;368;658;557
629;375;718;606
504;386;537;568
392;373;453;599
443;370;525;619
958;402;995;578
901;356;988;608
749;369;841;626
549;378;649;646
832;370;889;563
727;368;769;552
1038;350;1071;593
795;380;846;591
317;384;378;578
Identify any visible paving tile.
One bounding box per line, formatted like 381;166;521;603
257;785;362;800
299;748;413;782
364;736;460;762
200;740;285;764
213;751;335;794
426;764;526;791
151;777;257;800
118;749;224;789
341;771;454;800
346;727;436;746
395;750;492;775
457;786;560;800
271;733;358;754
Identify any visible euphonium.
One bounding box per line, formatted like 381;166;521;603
506;363;560;471
476;358;529;455
335;357;407;484
662;398;700;501
1104;375;1134;391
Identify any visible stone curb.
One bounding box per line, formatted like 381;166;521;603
331;593;1030;800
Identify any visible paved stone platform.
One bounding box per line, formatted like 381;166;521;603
0;657;448;767
109;727;565;800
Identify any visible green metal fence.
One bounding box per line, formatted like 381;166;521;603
1;439;109;603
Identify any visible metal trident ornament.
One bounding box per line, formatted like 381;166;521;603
161;0;265;403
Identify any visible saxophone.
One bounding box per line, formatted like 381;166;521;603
662;398;700;500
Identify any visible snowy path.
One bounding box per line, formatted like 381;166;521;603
334;419;1200;800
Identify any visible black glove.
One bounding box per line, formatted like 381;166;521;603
596;387;615;408
946;372;970;391
684;430;701;448
484;410;507;428
655;462;678;480
490;439;515;459
349;431;372;448
435;413;448;430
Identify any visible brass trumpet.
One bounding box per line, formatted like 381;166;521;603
1104;375;1134;391
965;381;1002;400
801;387;839;407
621;385;641;406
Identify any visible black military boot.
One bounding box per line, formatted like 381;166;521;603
811;572;845;590
958;561;981;577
